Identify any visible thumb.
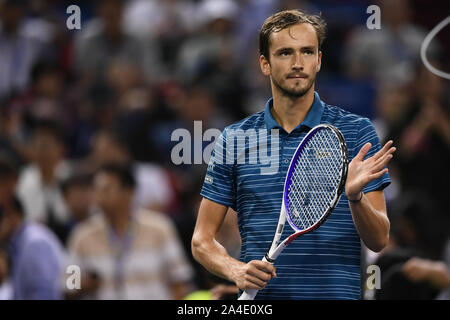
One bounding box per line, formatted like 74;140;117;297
356;142;372;161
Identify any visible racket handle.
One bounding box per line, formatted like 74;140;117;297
238;256;272;300
238;288;258;300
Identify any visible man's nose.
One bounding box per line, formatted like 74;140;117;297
292;53;304;70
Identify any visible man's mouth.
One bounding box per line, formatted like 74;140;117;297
287;74;308;79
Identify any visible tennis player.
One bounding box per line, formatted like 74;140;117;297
192;10;396;299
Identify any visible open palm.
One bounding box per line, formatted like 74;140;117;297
345;141;396;200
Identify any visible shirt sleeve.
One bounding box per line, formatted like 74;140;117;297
200;128;237;210
21;240;63;300
353;117;391;193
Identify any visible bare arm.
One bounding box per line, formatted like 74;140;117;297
403;257;450;289
349;191;390;252
191;198;276;291
346;141;396;252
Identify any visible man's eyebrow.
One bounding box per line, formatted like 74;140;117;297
273;45;317;53
273;47;293;53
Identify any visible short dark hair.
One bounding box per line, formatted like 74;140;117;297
95;129;130;155
61;173;93;196
97;163;136;190
259;9;327;60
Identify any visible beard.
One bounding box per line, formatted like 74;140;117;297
271;72;316;98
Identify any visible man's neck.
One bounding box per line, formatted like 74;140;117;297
271;87;315;133
107;205;131;237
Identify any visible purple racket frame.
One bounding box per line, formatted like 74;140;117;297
283;124;348;240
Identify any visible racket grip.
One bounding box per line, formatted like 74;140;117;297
238;256;272;300
238;288;258;300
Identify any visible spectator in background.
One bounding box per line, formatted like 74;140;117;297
0;157;64;300
1;59;84;166
81;129;175;214
386;61;450;218
74;0;164;88
176;0;239;83
16;120;72;243
5;60;79;136
175;0;248;120
66;163;194;299
343;0;440;86
374;249;450;300
371;190;450;299
123;0;196;75
60;172;94;246
0;0;46;99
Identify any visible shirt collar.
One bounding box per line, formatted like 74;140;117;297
264;91;325;132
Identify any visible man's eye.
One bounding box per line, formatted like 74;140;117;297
304;50;313;55
280;51;290;56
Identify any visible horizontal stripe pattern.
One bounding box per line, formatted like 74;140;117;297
201;93;390;300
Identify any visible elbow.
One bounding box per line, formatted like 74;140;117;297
368;240;387;253
367;231;390;253
191;233;204;263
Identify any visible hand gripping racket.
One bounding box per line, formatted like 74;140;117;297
238;124;348;300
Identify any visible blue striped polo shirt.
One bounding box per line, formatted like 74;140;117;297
200;91;390;300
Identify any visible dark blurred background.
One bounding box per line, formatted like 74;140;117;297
0;0;449;300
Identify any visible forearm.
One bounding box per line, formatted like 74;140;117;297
349;193;390;252
192;236;244;285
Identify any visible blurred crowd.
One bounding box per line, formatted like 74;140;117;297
0;0;449;300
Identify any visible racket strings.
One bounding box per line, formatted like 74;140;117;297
287;129;343;231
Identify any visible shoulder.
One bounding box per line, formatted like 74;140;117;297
135;209;175;234
66;214;105;250
21;223;63;258
134;209;179;247
223;111;265;134
322;103;375;134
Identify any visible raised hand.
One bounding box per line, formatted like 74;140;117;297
345;140;396;201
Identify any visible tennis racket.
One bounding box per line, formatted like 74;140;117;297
238;123;348;300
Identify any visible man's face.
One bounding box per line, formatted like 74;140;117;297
93;172;130;216
32;131;64;168
64;185;93;221
260;23;322;98
91;134;128;167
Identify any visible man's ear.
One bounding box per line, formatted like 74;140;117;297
316;51;322;73
259;55;271;76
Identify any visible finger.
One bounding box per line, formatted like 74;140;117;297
374;146;396;165
244;274;269;290
250;260;276;275
372;147;395;169
367;168;388;181
371;154;394;173
247;266;273;282
372;141;393;161
356;142;372;161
